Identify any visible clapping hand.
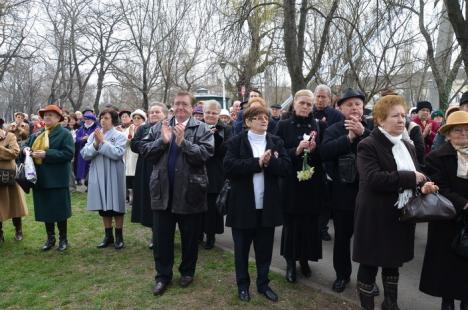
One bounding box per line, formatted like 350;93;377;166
161;121;172;144
345;116;364;141
174;123;186;146
94;128;104;144
259;149;272;167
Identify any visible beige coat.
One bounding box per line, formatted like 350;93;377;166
0;130;27;221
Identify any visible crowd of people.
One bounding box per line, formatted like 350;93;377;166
0;86;467;310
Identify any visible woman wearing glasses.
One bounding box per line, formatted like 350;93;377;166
224;105;290;302
274;89;326;283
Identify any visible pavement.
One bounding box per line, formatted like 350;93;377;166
215;222;440;310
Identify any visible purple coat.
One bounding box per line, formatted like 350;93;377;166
74;122;99;181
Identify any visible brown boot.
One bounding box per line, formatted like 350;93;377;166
12;217;23;241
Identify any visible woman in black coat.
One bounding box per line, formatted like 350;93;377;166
130;103;167;249
320;89;370;293
201;100;231;249
419;111;468;310
353;95;438;310
274;89;326;283
224;106;290;303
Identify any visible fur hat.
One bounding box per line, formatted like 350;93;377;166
416;101;432;113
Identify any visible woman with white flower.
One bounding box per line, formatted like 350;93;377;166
224;105;290;303
273;89;326;283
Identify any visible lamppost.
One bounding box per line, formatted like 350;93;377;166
219;60;227;109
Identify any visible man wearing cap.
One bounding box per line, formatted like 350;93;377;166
75;111;99;186
413;101;439;156
270;104;282;128
320;88;370;293
141;91;214;296
219;109;232;125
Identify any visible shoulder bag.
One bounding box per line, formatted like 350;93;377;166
399;188;456;223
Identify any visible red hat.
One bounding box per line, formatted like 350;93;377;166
38;105;64;122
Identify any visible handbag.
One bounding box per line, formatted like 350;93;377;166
338;153;357;183
15;163;33;193
399;189;456;223
216;179;231;216
0;168;16;185
452;215;468;259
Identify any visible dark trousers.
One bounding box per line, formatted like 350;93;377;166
319;180;333;233
332;209;354;279
152;210;203;283
357;264;399;284
232;222;275;292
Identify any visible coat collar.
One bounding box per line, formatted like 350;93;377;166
370;127;394;150
240;131;276;156
436;141;457;157
169;116;200;128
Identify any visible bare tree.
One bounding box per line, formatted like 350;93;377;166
444;0;468;79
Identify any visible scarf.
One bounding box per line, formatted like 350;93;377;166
379;127;417;209
31;124;59;165
452;144;468;179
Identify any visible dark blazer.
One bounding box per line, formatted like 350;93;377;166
224;132;290;229
274;114;326;215
419;142;468;299
206;122;231;193
320;120;370;210
26;126;75;189
353;128;418;267
312;106;344;127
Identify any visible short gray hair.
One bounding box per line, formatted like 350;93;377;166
203;100;221;112
149;102;168;116
314;84;331;97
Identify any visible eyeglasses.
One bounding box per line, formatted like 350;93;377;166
250;115;269;121
204;111;219;116
173;102;191;107
452;127;468;134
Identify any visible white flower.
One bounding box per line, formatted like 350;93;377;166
303;133;311;141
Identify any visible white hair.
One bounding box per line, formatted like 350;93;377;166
314;84;332;97
203;100;221;112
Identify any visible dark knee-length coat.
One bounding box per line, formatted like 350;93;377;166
419;142;468;300
223;132;290;229
353;128;418;267
26;126;74;222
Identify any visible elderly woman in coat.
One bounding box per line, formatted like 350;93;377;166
24;105;75;252
74;112;99;185
0;126;28;244
419;111;468;310
353;95;438;310
201;100;232;249
81;109;127;250
224;105;290;303
273;89;326;283
131;103;167;249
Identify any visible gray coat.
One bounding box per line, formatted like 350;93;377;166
141;117;214;214
81;127;127;213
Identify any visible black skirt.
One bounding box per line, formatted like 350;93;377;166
99;210;125;217
203;194;224;234
280;214;322;261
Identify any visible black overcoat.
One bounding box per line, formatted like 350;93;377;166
320;121;370;211
223;132;290;229
130;122;155;227
419;142;468;299
274;114;326;215
206;122;231;193
352;128;418;267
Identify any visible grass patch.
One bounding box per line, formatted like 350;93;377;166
0;192;356;309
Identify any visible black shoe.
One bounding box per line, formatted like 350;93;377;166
259;287;278;302
286;261;297;283
238;289;250;302
179;276;193;288
300;260;311;278
332;278;350;293
97;228;114;248
321;231;332;241
153;281;169;296
204;234;215;249
57;239;68;251
114;228;124;250
42;236;56;251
